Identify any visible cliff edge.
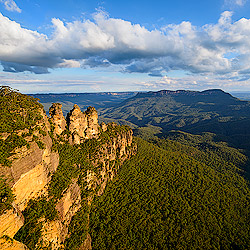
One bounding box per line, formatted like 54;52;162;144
0;86;136;250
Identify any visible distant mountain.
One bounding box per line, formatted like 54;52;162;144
100;89;250;149
30;92;137;115
231;92;250;101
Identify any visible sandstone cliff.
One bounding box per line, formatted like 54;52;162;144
0;104;60;249
0;91;136;250
0;110;59;215
51;103;100;144
49;103;67;135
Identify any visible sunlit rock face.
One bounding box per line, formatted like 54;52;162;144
67;105;99;144
49;103;100;143
0;108;59;246
67;104;88;138
85;106;99;139
0;208;24;238
0;237;28;250
49;103;66;135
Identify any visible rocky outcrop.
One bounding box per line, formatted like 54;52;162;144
0;237;28;250
84;106;99;139
56;178;82;241
67;105;99;143
0;208;24;238
2;134;59;211
49;103;66;135
0;96;136;250
0;108;59;244
50;104;100;144
38;178;82;249
100;122;107;132
67;104;88;144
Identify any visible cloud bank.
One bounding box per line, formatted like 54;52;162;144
1;11;250;82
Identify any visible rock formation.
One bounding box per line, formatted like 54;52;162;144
0;94;135;250
100;122;107;132
49;103;66;135
84;106;99;139
49;103;100;143
0;237;28;250
0;107;60;249
67;104;88;144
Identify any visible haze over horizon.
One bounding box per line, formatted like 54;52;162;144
1;0;250;93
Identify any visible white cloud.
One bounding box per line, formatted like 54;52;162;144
224;0;247;7
1;10;250;88
0;0;21;13
139;74;250;92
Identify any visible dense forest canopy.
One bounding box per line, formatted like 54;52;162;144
90;138;250;249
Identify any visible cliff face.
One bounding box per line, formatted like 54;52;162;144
0;237;28;250
0;92;136;250
0;108;59;238
67;104;88;144
49;103;67;135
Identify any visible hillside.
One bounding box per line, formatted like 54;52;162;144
31;92;137;116
100;89;250;126
90;138;250;249
99;89;250;149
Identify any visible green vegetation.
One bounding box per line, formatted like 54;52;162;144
101;89;250;151
64;204;90;250
14;197;57;249
5;87;250;249
48;143;83;200
0;86;46;166
0;86;43;133
0;177;14;215
90;138;250;249
0;133;28;166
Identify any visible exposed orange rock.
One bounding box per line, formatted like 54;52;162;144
49;103;66;135
66;105;99;143
0;237;28;250
0;208;24;238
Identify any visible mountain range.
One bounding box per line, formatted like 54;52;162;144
1;86;250;249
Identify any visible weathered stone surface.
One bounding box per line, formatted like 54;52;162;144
0;237;28;250
11;134;59;211
56;178;81;223
85;107;99;139
68;104;88;137
13;162;48;211
39;220;62;250
39;178;82;249
66;105;99;143
49;103;66;135
100;122;107;132
67;104;88;144
0;208;24;238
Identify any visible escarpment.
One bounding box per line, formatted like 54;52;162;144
0;87;136;250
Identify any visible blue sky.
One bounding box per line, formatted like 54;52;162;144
1;0;250;93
